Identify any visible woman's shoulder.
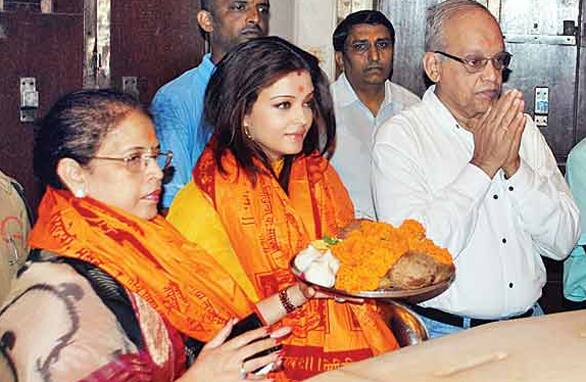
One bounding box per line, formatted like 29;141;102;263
0;257;140;381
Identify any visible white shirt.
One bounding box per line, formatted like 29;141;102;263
372;87;580;319
330;73;420;219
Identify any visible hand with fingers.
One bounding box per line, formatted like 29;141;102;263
501;93;526;178
178;319;291;382
469;89;526;179
298;281;365;304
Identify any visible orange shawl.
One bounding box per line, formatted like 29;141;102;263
28;187;254;341
193;148;398;381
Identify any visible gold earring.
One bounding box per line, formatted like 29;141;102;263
243;125;253;140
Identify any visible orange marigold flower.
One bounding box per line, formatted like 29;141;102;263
331;220;452;292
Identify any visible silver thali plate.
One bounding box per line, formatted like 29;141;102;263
290;258;455;301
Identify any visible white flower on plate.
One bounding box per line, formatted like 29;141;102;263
294;244;340;288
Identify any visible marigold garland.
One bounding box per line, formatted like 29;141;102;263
330;220;452;292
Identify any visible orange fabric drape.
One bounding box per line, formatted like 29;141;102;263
28;187;254;341
193;148;399;381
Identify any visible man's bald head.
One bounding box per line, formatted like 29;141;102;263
425;0;498;52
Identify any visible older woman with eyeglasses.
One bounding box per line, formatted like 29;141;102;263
0;89;308;381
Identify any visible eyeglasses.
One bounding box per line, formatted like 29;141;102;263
348;39;393;54
434;50;512;73
91;150;173;173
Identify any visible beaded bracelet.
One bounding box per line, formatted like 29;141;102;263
279;288;297;313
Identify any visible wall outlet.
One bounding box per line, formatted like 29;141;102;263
535;114;548;127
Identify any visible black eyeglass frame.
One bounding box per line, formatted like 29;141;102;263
433;50;512;73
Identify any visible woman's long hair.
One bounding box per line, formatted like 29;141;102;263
203;36;336;190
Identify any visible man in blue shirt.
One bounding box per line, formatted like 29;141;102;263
151;0;270;210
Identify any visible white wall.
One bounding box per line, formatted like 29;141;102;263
269;0;375;81
269;0;295;41
294;0;338;79
269;0;337;79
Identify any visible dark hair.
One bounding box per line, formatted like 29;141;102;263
200;0;212;11
332;10;395;52
203;36;336;189
34;89;144;189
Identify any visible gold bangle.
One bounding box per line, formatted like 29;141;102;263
279;288;296;313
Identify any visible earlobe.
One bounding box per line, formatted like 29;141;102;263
334;52;344;70
423;52;441;83
56;158;87;197
196;10;214;33
242;116;253;139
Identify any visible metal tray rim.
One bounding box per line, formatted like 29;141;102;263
290;258;455;299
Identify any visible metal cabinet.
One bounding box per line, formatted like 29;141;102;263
379;0;584;163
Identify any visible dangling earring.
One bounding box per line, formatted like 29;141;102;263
74;188;86;198
243;124;254;141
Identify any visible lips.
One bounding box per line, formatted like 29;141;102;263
285;130;307;142
241;26;262;37
365;66;383;73
477;89;499;100
143;189;161;202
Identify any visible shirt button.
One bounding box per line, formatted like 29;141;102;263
509;282;514;288
493;194;499;199
508;186;514;191
502;238;507;244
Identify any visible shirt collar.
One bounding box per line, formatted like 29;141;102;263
422;85;468;132
201;53;216;73
335;73;393;110
334;73;358;107
381;80;394;109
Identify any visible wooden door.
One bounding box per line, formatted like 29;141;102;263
0;1;84;210
110;0;204;105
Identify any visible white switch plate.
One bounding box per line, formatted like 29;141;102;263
534;87;549;114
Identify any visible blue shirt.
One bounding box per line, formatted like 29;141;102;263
150;53;216;208
564;137;586;301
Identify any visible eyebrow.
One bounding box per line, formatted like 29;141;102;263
269;90;314;100
120;143;160;153
270;94;295;100
463;49;505;57
351;37;392;42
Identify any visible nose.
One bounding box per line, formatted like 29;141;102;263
481;58;500;82
368;44;380;62
246;6;260;25
145;156;164;181
296;105;313;127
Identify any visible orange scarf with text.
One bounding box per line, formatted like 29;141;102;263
29;187;255;341
193;148;399;381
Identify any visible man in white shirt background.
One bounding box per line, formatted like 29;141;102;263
372;0;579;338
330;10;419;219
